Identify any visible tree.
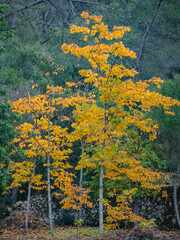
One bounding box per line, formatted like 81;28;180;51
10;84;92;233
11;85;71;233
8;159;46;232
62;12;180;232
0;3;14;54
150;75;180;228
0;90;19;198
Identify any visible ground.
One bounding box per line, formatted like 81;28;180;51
0;226;180;240
0;211;179;240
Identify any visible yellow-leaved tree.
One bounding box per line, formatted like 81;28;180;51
10;85;71;233
10;84;92;234
62;12;180;232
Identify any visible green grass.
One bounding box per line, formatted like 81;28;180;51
44;227;108;239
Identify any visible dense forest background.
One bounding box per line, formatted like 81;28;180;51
0;0;180;226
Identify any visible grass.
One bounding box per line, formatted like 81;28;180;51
39;227;113;239
0;226;121;240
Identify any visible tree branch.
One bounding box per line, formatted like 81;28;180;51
133;0;163;81
71;0;98;4
5;0;46;18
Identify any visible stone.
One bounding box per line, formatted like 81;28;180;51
14;201;23;208
1;210;47;229
21;204;26;209
44;217;49;224
172;218;176;224
147;207;151;211
157;205;163;210
141;206;146;211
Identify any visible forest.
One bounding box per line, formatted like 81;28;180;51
0;0;180;240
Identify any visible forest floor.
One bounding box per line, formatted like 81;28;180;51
0;226;180;240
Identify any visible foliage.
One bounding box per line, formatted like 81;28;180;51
9;84;92;232
0;0;179;232
0;90;19;195
62;12;180;230
150;75;180;172
0;4;14;54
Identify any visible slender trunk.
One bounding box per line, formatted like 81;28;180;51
79;140;84;220
25;182;31;233
79;168;83;189
99;107;106;233
133;198;139;227
99;165;104;233
79;168;83;220
25;160;36;233
173;181;180;228
11;187;18;205
47;114;53;234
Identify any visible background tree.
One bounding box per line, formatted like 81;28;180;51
0;90;19;197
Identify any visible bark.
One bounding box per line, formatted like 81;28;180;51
99;106;106;233
25;181;31;233
47;114;53;234
79;168;83;189
71;0;98;4
133;198;139;227
99;165;104;233
79;140;84;220
79;167;83;220
25;160;36;233
173;180;180;228
11;187;18;205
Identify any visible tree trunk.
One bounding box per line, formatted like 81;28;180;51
11;187;18;205
47;114;53;234
79;140;84;220
99;165;104;233
99;107;106;233
79;167;83;189
25;160;36;232
79;167;83;220
133;198;139;227
173;181;180;228
25;182;31;232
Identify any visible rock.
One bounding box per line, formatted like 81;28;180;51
7;207;12;213
21;204;26;209
157;205;163;210
1;210;47;229
44;217;49;224
126;225;169;240
147;207;151;211
141;206;146;211
13;201;23;208
172;218;176;224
